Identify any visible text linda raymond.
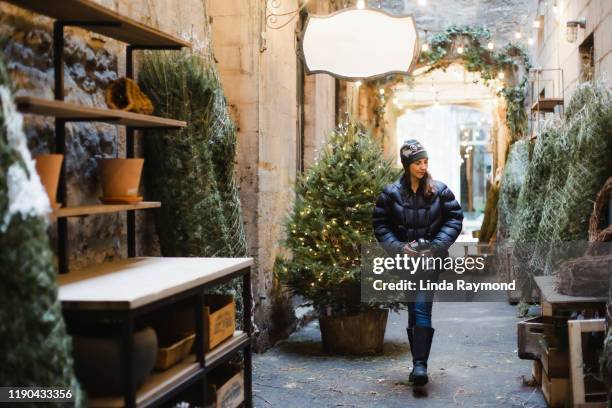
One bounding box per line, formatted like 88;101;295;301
372;279;517;292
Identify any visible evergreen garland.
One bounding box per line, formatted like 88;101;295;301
418;25;531;141
0;53;83;405
275;119;401;315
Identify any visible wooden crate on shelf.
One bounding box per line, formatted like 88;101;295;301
155;333;196;371
206;364;244;408
517;316;566;360
204;294;236;351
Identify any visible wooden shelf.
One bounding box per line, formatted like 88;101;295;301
531;98;564;113
206;331;250;368
89;355;201;408
16;96;186;128
54;202;161;218
5;0;190;48
57;257;254;310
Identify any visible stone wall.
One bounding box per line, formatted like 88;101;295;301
535;0;612;102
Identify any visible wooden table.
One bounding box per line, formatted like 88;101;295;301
58;257;253;408
534;276;606;317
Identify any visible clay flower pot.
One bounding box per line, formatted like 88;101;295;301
34;154;63;209
99;158;144;202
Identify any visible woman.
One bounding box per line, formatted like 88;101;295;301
372;139;463;386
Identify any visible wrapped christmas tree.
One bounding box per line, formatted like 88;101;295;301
275;119;401;316
0;54;83;405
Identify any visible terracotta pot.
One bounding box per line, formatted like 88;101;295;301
100;158;144;198
319;308;388;355
72;325;158;396
34;154;63;209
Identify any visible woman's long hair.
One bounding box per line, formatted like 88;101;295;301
403;168;436;199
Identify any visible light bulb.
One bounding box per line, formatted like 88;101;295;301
379;88;385;95
421;43;430;52
498;71;505;79
457;45;464;54
515;31;522;39
356;0;365;9
533;19;541;28
355;80;362;87
487;41;494;50
528;37;534;46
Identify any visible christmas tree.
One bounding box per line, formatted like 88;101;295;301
275;119;401;316
0;54;83;404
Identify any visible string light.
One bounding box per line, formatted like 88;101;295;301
356;0;366;9
533;19;541;28
457;45;464;54
379;88;385;95
421;43;430;52
528;37;534;46
498;71;505;80
515;31;522;39
487;41;494;50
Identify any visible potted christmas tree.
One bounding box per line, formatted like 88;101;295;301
275;119;401;355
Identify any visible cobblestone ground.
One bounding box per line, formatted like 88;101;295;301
253;302;546;408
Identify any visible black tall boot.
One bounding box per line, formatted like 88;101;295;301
408;326;435;386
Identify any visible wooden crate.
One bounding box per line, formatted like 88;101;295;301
517;316;565;360
155;333;196;370
204;294;236;351
541;369;569;408
541;346;569;378
532;359;542;386
206;365;244;408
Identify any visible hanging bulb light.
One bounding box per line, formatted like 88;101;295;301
355;80;362;87
528;36;535;46
457;45;464;54
487;41;494;50
356;0;366;9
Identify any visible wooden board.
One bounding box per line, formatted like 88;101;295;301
5;0;190;47
568;319;606;407
534;276;607;305
206;331;249;368
54;202;160;218
541;369;569;407
16;96;186;128
57;257;253;310
89;355;200;408
531;98;564;113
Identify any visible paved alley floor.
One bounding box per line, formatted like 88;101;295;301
253;302;546;408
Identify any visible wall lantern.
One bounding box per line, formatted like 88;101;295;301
298;8;419;80
566;18;586;43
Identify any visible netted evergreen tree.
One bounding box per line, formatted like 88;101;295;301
275;120;401;316
0;54;83;405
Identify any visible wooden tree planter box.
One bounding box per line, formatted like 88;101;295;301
541;369;569;408
517;316;566;360
540;346;569;378
206;364;244;408
204;294;236;351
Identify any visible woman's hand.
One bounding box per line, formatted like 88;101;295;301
403;242;420;256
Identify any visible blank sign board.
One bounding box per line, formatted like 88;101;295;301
300;8;419;80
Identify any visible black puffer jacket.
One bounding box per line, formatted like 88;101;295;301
372;175;464;255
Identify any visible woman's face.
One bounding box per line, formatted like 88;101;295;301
408;158;428;179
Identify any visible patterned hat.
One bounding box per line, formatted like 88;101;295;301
400;139;428;167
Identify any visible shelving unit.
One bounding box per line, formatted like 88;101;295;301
59;257;254;408
7;0;188;273
6;1;253;407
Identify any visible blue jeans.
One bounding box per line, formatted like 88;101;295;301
407;290;434;328
407;269;438;328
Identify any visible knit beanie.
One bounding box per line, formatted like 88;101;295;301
400;139;428;167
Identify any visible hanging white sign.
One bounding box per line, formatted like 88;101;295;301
299;8;419;80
